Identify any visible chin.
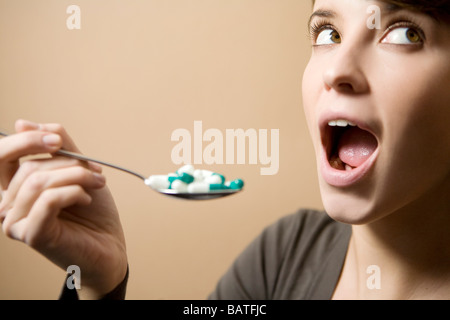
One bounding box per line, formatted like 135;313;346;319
319;183;381;225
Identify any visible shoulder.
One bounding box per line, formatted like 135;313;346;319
263;208;349;250
270;208;337;229
262;209;351;299
209;209;351;300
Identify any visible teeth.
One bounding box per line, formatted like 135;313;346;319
328;120;356;127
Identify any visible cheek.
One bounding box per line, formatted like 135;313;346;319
302;60;322;143
369;61;450;212
380;98;450;191
371;50;450;166
378;62;450;166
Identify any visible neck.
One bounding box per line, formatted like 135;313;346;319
340;177;450;299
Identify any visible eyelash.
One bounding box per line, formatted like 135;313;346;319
308;18;426;44
308;18;336;42
382;19;426;43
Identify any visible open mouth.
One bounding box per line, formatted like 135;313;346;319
324;119;378;172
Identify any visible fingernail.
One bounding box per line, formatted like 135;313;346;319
16;119;40;132
42;134;61;147
93;172;106;185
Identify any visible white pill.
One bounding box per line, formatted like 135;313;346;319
145;175;170;190
205;174;222;184
194;169;214;181
177;164;195;176
187;182;210;193
201;170;215;177
171;179;188;192
193;169;204;181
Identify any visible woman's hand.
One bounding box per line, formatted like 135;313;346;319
0;120;128;299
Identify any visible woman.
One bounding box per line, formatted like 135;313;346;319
1;0;449;299
303;0;450;299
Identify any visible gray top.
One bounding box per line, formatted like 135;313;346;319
208;209;352;300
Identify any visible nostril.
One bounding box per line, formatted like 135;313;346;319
337;83;355;93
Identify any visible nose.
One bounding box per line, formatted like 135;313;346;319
323;44;370;94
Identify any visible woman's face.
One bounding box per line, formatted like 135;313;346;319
302;0;450;224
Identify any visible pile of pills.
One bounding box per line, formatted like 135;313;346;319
145;165;244;193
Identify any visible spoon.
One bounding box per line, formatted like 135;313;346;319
0;131;242;200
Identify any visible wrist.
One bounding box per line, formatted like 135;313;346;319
76;264;129;300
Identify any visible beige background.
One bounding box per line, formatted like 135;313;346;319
0;0;322;299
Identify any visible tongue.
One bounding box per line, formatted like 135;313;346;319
338;127;377;168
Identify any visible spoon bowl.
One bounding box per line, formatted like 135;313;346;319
155;188;240;200
0;131;242;200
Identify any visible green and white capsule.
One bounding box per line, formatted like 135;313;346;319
205;173;225;184
193;169;213;181
176;164;195;176
225;179;244;190
145;174;176;190
187;182;229;193
193;169;225;183
187;179;244;193
146;165;243;195
145;171;194;190
168;172;194;185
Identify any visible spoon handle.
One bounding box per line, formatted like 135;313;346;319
0;131;147;181
56;149;147;181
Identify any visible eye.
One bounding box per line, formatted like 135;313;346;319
381;27;423;45
315;28;342;45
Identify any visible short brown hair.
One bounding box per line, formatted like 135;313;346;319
381;0;450;22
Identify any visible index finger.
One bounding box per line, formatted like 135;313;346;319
0;131;62;190
0;130;62;160
15;120;78;153
14;120;102;173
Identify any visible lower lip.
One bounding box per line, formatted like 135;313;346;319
319;147;379;187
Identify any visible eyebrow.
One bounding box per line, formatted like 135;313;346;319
381;2;440;22
307;9;336;28
382;3;407;15
308;2;402;24
307;3;424;29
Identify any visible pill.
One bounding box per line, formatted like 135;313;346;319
168;172;194;184
187;182;209;193
146;165;244;194
176;164;195;176
170;179;188;192
209;183;229;190
193;169;204;181
146;173;177;190
228;179;244;190
175;172;194;184
145;175;171;190
193;169;214;181
205;173;225;184
187;182;229;193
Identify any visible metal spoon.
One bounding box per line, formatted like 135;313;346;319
0;131;241;200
